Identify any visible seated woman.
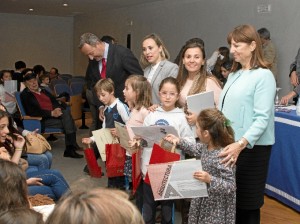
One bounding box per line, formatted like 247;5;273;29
0;101;52;173
0;110;70;201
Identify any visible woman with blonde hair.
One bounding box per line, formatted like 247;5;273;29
46;188;144;224
140;33;178;104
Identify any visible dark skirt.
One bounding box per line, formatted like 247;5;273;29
236;145;272;210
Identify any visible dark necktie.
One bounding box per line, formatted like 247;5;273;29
100;58;106;79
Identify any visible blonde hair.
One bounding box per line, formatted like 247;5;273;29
140;33;170;67
125;75;152;110
94;78;114;94
227;24;269;72
46;188;144;224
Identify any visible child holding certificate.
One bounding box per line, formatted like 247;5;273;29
142;77;195;224
123;75;152;203
82;78;130;189
164;108;236;224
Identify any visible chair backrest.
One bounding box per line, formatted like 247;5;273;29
50;78;67;87
54;83;71;96
14;92;26;118
68;77;85;85
70;82;84;95
59;74;73;82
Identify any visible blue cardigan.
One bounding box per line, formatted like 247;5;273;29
218;68;276;148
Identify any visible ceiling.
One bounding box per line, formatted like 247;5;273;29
0;0;162;17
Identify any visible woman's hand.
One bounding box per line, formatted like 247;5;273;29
26;177;43;186
185;111;197;126
280;92;296;105
148;104;159;112
290;71;299;87
164;134;180;145
193;170;211;183
13;134;25;149
110;128;118;138
219;140;246;167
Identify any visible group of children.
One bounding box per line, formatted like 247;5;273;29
82;75;236;224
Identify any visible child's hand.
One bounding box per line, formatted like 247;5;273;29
164;134;180;145
185;111;197;126
27;177;43;186
193;171;211;184
147;104;159;112
110;128;118;138
82;137;92;144
0;147;11;160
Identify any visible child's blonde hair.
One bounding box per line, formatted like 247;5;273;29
197;108;235;147
46;188;144;224
125;75;152;110
94;78;114;94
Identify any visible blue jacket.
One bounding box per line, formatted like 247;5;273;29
219;68;276;148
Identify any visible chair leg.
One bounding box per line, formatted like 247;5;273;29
79;111;89;129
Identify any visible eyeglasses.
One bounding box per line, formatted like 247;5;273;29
159;91;178;98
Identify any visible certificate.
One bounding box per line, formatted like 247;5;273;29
147;159;208;200
92;128;115;161
131;125;178;147
114;121;132;153
186;91;214;114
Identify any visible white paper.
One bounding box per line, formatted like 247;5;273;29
186;91;215;114
92;128;115;161
147;159;208;200
131;125;178;147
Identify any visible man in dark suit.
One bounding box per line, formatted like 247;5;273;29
12;61;26;91
20;71;83;159
78;33;143;131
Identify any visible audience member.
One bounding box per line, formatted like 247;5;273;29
257;27;278;81
49;67;60;81
0;111;70;201
207;46;230;80
20;71;83;158
220;60;233;86
40;73;50;88
140;33;178;104
33;65;46;79
78;32;143;132
0;208;44;224
281;47;300;105
45;188;144;224
12;61;26;91
0;159;30;213
0;70;17;115
219;24;276;224
101;35;117;44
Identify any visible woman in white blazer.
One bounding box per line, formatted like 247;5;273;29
140;33;178;104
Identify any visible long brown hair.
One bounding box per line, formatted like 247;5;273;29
0;159;30;213
125;75;152;110
177;42;220;95
227;24;270;72
197;108;235;148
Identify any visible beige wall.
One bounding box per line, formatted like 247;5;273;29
0;13;73;74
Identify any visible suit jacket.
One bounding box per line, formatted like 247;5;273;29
219;68;276;148
20;87;62;119
85;44;143;106
144;60;178;104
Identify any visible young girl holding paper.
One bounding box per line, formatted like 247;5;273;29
142;77;195;224
122;75;152;203
164;108;236;224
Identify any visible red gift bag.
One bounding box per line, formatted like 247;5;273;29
105;143;126;177
132;149;142;194
144;143;180;184
84;147;102;178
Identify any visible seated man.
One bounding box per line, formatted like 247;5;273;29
20;71;83;159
